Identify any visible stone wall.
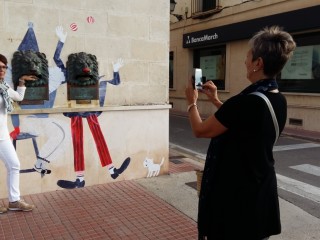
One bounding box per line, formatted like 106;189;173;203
0;0;170;198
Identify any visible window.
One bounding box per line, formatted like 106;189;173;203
203;0;216;12
192;0;217;15
169;51;174;89
278;31;320;93
193;46;226;90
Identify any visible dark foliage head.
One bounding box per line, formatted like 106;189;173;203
66;52;99;86
11;50;49;87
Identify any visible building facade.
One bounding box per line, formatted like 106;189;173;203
0;0;170;198
170;0;320;133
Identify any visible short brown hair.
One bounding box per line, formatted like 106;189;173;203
0;54;8;65
249;26;296;78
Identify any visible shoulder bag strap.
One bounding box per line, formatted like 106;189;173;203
250;92;279;145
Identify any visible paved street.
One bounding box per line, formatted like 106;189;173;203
169;112;320;219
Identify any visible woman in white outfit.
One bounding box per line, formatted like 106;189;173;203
0;54;35;213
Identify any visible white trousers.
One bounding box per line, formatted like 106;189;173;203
0;139;20;202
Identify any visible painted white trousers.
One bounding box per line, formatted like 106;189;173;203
0;139;20;202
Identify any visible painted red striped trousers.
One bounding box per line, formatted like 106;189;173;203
71;114;112;171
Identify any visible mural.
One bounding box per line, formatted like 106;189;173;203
143;157;164;177
7;22;131;188
53;26;130;189
11;50;49;102
66;51;100;100
8;23;69;177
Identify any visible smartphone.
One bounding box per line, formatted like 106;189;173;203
193;68;203;90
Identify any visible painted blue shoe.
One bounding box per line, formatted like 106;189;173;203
111;157;131;179
57;179;85;189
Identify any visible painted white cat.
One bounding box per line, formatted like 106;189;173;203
143;157;164;177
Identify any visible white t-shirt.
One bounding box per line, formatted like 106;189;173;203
0;86;26;140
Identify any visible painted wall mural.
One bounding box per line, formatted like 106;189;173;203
54;26;130;188
6;22;132;189
143;157;164;177
7;23;70;178
11;50;49;104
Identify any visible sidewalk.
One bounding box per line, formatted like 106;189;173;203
0;147;319;239
141;148;320;240
0;168;197;239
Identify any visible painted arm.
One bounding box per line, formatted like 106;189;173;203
101;58;123;85
54;26;67;78
99;59;124;106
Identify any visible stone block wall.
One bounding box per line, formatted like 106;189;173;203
0;0;170;198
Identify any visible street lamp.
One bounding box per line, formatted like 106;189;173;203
170;0;177;13
170;0;183;21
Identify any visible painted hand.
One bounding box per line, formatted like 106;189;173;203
112;58;124;72
55;26;67;43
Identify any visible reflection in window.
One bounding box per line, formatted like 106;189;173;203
278;32;320;93
193;46;226;90
169;51;174;89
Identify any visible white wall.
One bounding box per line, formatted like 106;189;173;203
0;0;170;198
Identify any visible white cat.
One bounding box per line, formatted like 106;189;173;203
143;157;164;177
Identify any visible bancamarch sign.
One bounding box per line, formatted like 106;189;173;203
182;5;320;49
183;31;219;48
186;33;218;45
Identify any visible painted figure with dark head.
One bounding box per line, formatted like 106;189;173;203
11;50;49;88
53;26;130;189
66;52;99;86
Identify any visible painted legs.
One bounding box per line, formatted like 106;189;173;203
57;113;130;189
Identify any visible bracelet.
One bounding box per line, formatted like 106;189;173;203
187;103;197;112
19;79;25;84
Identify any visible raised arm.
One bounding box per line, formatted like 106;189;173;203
185;78;227;138
103;58;124;85
53;26;68;75
99;59;124;106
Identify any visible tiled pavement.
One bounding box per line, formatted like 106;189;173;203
0;153;200;240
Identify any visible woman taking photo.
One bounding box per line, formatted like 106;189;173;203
185;26;296;239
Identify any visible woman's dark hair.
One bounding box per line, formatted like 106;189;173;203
249;26;296;78
0;54;8;65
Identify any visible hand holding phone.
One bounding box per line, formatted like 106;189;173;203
192;68;203;90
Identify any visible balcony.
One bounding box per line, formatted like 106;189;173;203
191;0;221;18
